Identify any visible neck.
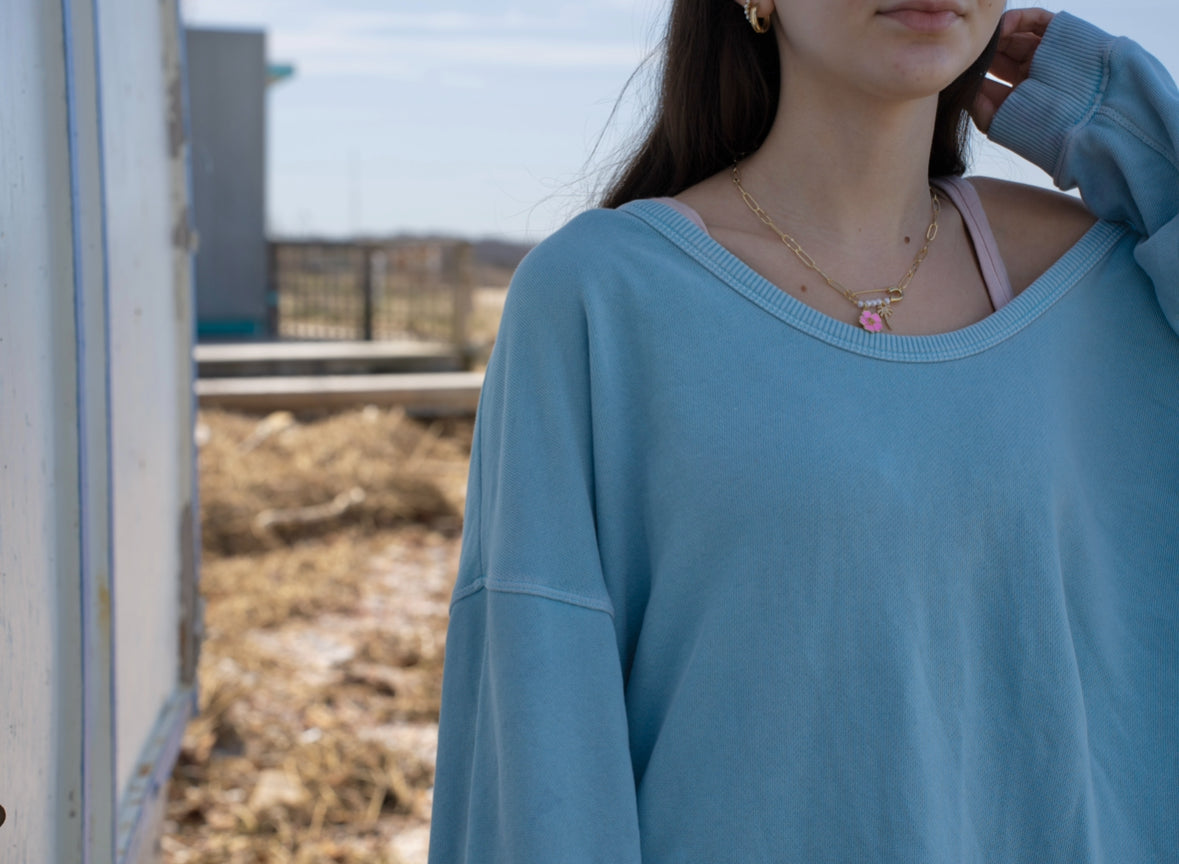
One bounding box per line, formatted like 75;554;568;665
741;75;941;250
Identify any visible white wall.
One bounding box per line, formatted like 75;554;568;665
99;0;185;800
0;0;197;860
0;2;94;861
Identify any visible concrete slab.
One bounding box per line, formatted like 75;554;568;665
196;371;485;415
194;340;465;377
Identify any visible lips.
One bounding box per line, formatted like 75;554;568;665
879;0;965;12
878;3;964;33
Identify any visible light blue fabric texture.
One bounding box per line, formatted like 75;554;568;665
430;13;1179;863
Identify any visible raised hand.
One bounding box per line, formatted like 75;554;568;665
971;7;1056;132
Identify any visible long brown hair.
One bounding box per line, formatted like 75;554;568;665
600;3;1001;209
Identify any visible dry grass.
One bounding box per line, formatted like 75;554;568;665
163;406;471;864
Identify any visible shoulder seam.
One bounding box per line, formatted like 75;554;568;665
450;577;616;618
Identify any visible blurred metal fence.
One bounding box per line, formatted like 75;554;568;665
270;240;473;345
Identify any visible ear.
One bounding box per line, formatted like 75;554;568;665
731;0;776;15
731;0;777;24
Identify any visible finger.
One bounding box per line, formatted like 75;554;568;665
987;52;1029;85
972;77;1013;132
999;7;1054;40
977;76;1011;105
970;84;996;132
994;31;1043;65
970;92;995;132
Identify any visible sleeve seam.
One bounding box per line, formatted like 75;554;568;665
475;397;487;582
1094;105;1179;175
450;577;616;618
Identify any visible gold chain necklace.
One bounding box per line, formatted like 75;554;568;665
731;164;940;332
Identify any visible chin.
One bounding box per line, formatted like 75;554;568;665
871;45;981;98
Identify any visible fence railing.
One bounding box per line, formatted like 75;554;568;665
270;239;474;346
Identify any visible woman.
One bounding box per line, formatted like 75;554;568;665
430;2;1179;861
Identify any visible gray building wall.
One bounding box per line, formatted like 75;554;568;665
186;27;268;339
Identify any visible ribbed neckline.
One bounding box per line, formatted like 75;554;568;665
620;198;1127;363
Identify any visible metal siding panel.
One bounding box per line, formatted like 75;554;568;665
0;1;89;861
1;1;196;858
97;0;184;802
165;0;205;698
62;0;117;859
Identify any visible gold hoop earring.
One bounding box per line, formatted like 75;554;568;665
744;0;771;34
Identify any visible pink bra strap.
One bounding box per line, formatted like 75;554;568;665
649;197;710;234
930;176;1015;311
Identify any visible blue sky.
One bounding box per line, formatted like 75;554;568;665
180;0;1179;241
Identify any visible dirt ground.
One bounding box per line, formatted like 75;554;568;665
162;406;472;863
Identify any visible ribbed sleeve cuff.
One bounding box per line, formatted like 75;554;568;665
987;11;1114;182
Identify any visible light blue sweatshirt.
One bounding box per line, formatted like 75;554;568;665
430;13;1179;863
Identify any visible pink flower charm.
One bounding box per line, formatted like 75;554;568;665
859;310;884;332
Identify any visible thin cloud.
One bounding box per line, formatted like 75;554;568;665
306;10;571;35
275;34;639;79
184;2;644;79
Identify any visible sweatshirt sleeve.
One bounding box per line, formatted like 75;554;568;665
987;11;1179;334
428;230;643;864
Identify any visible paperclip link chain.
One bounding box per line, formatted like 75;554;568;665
731;163;940;331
